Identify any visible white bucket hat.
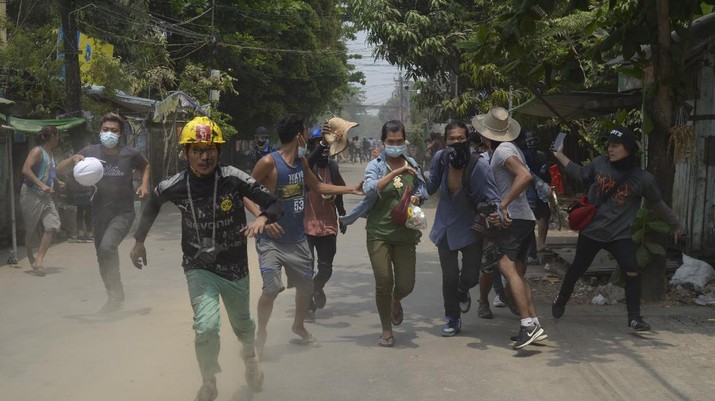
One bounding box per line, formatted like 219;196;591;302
73;157;104;186
472;107;521;142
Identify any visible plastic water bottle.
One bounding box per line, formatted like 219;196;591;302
535;179;551;202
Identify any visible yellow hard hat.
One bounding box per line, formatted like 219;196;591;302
180;116;225;144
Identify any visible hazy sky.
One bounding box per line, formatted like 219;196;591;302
345;30;402;106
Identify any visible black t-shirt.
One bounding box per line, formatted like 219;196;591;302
134;165;283;281
78;144;149;215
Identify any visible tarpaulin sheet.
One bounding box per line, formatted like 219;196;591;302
0;113;86;134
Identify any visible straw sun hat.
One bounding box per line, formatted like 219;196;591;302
324;117;358;156
471;107;521;142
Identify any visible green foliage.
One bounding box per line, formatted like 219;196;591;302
2;0;358;141
0;22;65;118
631;207;671;269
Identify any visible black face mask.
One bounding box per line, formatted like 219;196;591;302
316;148;330;167
611;153;639;171
447;141;470;169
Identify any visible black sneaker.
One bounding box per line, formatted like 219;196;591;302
313;289;327;309
552;295;567;318
628;316;651;331
511;324;548;342
512;324;544;350
441;318;462;337
458;290;472;313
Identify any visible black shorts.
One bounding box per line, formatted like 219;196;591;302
497;219;536;262
533;200;551;220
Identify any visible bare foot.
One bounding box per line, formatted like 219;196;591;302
31;259;46;277
391;298;403;326
291;325;315;344
27;253;35;266
255;330;267;357
32;256;44;269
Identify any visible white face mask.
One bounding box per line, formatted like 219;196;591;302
100;131;119;148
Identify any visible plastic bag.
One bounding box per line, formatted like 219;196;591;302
405;204;427;230
669;254;715;291
390;186;412;225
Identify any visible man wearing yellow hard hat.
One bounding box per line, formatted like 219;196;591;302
57;113;151;313
130;115;282;399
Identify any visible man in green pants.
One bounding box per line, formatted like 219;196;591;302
130;116;283;400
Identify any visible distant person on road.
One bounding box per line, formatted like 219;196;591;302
245;114;362;356
20;125;63;276
474;107;545;349
350;135;361;163
57;113;151;313
361;137;371;161
251;126;273;168
340;120;428;347
551;127;685;331
130;116;276;398
426;121;501;337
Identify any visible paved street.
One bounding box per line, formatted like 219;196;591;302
1;162;714;401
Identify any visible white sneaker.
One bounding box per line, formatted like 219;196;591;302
493;294;506;308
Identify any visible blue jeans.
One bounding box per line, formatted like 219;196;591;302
93;211;134;302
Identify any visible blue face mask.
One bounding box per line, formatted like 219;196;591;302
100;131;119;149
384;145;405;158
297;145;307;158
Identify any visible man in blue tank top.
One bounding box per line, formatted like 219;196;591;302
246;114;362;356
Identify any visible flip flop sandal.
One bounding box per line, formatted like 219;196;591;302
378;336;394;347
289;335;317;345
31;266;46;277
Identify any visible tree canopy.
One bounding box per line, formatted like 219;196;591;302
1;0;363;138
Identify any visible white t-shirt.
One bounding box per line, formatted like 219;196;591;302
490;142;535;221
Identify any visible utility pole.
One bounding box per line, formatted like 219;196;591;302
58;1;82;115
1;0;7;96
58;0;84;150
1;0;7;48
398;75;404;122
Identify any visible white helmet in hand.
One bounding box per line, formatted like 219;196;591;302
73;157;104;186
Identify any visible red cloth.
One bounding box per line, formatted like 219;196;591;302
549;164;564;195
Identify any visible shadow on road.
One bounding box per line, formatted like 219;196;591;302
62;307;152;323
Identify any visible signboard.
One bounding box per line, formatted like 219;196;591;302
57;27;114;83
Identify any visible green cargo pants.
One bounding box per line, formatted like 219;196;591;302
186;269;255;379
